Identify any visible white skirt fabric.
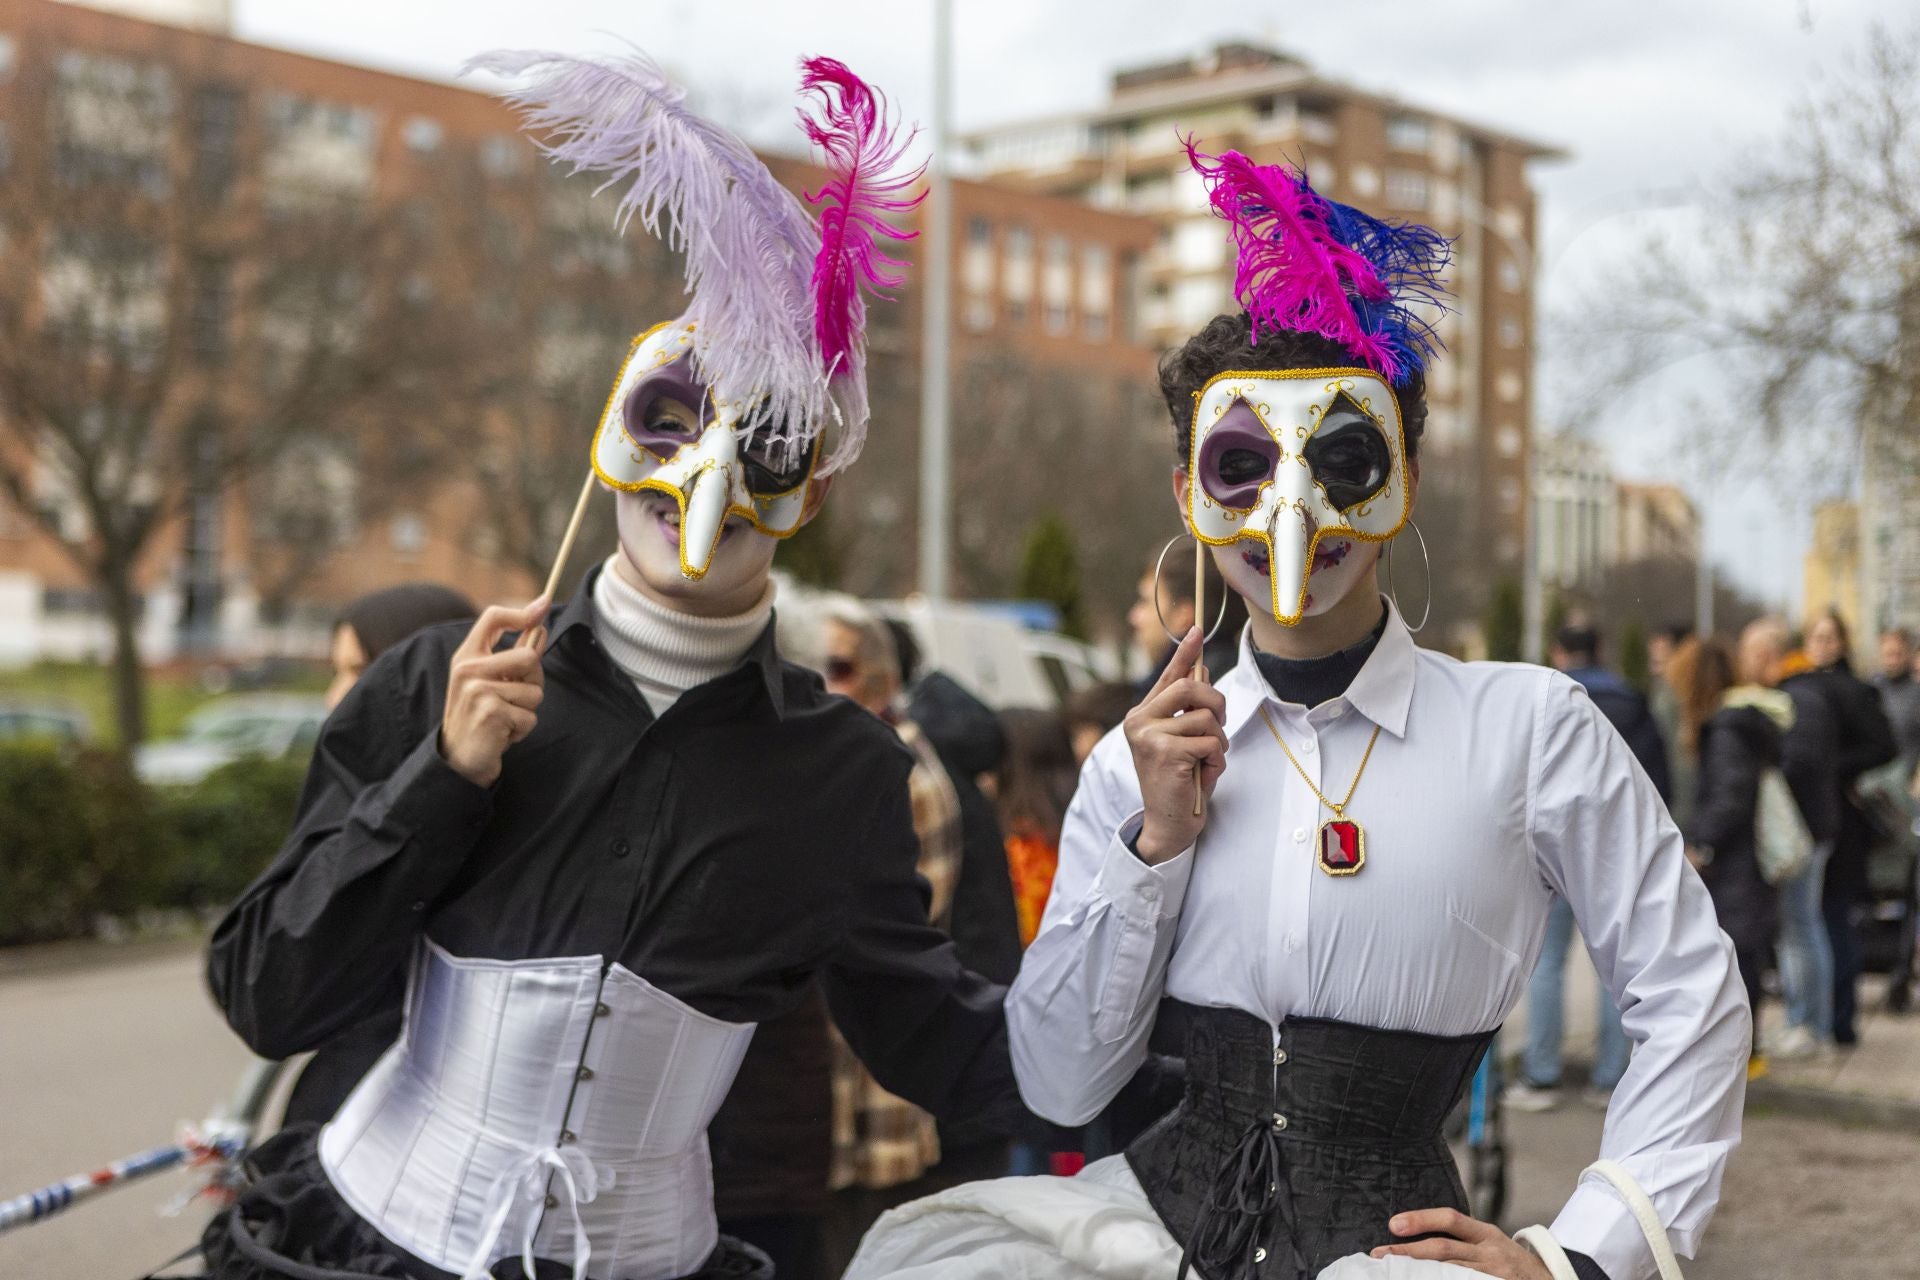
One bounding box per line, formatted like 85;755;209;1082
843;1156;1475;1280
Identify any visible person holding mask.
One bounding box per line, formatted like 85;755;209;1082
851;148;1745;1280
201;53;1015;1280
1802;610;1897;1045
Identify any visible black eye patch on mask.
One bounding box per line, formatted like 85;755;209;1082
1302;393;1392;511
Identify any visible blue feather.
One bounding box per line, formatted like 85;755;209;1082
1315;190;1453;384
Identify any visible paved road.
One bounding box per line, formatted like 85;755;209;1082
1501;1096;1920;1278
0;941;255;1279
3;944;1917;1278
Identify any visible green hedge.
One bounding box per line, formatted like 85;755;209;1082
0;744;306;946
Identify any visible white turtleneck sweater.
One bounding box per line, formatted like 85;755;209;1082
590;557;776;716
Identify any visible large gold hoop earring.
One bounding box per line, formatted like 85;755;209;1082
1152;533;1230;647
1385;521;1432;634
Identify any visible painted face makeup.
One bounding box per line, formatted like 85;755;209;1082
1187;368;1410;626
591;322;821;580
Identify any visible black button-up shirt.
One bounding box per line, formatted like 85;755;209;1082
207;568;1015;1132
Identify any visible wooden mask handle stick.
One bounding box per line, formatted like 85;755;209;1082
1192;538;1208;817
519;471;597;651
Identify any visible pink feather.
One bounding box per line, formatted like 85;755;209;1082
1185;142;1405;380
797;56;925;384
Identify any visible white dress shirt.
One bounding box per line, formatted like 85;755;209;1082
1007;600;1749;1280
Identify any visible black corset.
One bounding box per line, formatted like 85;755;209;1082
1126;1002;1493;1280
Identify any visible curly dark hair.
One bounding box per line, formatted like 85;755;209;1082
1157;313;1429;463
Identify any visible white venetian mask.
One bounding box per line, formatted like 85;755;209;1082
1187;367;1410;626
591;322;820;580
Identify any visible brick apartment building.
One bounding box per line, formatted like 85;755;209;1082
961;41;1563;637
0;0;1166;667
0;12;1554;667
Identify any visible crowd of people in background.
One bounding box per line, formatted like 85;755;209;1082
1515;609;1920;1101
314;555;1920;1270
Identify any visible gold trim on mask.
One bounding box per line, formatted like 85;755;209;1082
1185;366;1412;627
589;327;824;579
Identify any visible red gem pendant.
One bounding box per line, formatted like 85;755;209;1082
1317;819;1365;876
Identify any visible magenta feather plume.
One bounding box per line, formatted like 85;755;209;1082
1185;141;1408;380
466;46;825;460
796;56;925;474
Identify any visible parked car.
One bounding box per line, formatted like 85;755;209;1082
0;699;90;745
134;694;328;786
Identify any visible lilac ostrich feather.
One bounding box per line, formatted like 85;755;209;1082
466;47;825;459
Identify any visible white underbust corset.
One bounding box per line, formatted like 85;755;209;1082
319;941;756;1280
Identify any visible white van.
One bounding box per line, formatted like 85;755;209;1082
773;575;1117;710
874;598;1117;710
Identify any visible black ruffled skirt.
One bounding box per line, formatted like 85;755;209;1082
198;1125;772;1280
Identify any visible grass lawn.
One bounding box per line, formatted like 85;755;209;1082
0;661;329;746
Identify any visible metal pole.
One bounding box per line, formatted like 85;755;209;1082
917;0;954;600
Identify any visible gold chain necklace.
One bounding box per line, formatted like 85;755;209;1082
1258;705;1383;877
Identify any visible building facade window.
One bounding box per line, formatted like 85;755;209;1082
54;50;175;194
1002;225;1033;323
1499;317;1524;349
262;92;378;211
189;257;231;361
479;135;524;177
1042;233;1073;335
1386;115;1431;152
191;84;243;201
1499;258;1524;292
390;512;426;555
1080;243;1112;342
1384;169;1429;210
962;215;994;296
1172;217;1224;271
403;116;444;154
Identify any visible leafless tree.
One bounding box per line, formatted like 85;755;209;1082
1565;22;1920;484
0;50;471;745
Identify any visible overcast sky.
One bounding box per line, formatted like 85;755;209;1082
233;0;1916;612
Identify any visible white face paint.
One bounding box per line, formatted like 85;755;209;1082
1186;368;1410;626
591;322;819;581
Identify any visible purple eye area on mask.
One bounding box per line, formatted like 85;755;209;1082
1197;399;1279;508
621;357;710;460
